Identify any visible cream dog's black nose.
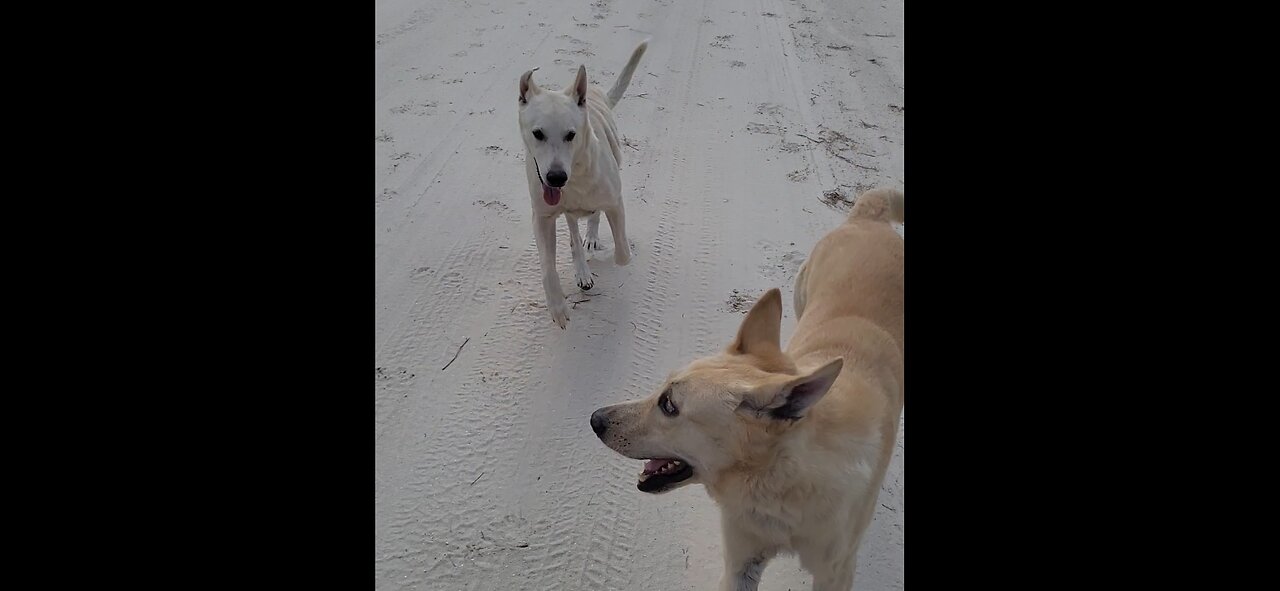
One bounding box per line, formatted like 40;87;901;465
546;170;568;187
590;409;608;438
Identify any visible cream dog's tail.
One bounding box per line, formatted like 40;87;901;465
606;40;650;108
848;187;905;224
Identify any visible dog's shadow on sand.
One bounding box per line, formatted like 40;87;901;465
547;230;640;428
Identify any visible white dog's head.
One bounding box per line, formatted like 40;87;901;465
590;289;844;494
518;66;590;206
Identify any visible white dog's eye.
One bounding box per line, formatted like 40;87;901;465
532;129;545;141
659;390;678;417
564;131;575;142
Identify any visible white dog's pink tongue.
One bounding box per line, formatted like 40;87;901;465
643;459;668;473
543;185;562;206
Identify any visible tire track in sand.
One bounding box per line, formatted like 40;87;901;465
512;5;713;588
376;231;501;445
568;3;717;589
379;244;547;590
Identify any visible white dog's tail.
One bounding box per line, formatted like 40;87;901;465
606;40;649;108
848;187;905;224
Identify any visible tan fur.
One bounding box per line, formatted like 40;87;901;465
592;187;904;590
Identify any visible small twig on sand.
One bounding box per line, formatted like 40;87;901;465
865;33;896;37
441;337;470;371
647;72;658;77
471;472;484;485
571;298;591;309
796;133;826;143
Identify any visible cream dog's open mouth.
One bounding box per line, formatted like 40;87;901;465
637;458;694;493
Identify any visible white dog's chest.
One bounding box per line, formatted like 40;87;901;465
561;184;611;211
536;179;616;217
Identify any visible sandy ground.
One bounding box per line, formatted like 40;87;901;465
375;0;903;589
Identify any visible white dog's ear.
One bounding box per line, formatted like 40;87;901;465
728;288;783;356
568;65;587;107
757;358;844;420
519;68;541;104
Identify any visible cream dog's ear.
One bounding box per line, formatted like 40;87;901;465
741;358;844;420
727;288;783;356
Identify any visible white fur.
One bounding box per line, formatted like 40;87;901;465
517;41;648;328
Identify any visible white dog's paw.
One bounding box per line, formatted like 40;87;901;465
549;299;569;329
583;238;602;251
576;271;595;291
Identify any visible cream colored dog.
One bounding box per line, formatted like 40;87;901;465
590;188;904;591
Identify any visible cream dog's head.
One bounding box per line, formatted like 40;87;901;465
517;66;590;207
590;289;844;494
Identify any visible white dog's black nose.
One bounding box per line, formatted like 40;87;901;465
546;170;568;187
590;409;608;438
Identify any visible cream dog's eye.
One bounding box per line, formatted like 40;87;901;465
532;129;545;141
659;390;678;417
564;131;576;142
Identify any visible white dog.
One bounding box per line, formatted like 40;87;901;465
517;40;648;328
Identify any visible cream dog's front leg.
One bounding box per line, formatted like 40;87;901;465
719;520;774;591
801;544;856;591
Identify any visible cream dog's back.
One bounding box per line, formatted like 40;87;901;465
790;187;904;446
757;187;905;588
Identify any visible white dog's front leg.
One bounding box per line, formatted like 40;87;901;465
533;214;568;329
565;215;594;291
605;204;631;266
584;211;602;251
